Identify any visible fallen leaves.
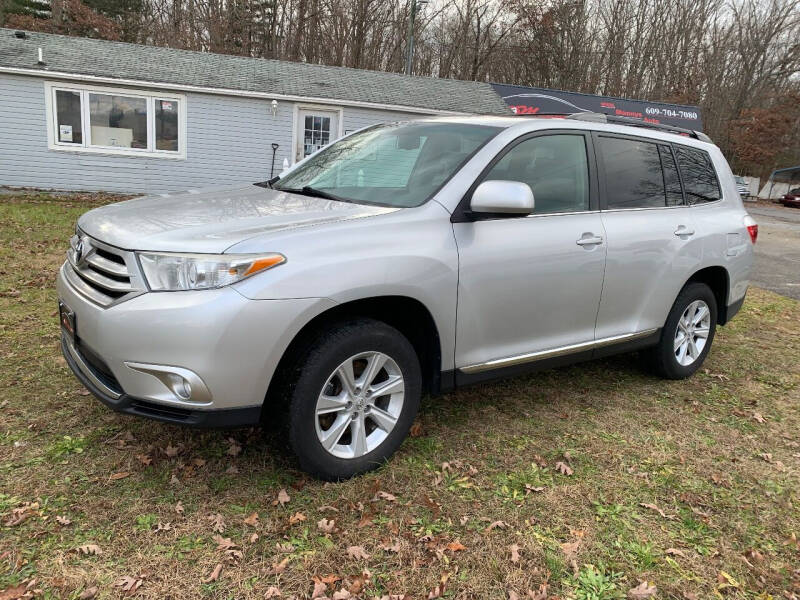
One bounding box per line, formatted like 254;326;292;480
76;544;102;556
289;512;307;525
427;572;451;599
264;586;281;598
203;563;223;583
275;489;291;506
207;513;226;533
717;571;740;593
268;557;290;575
508;543;521;563
554;461;573;476
78;586;98;599
0;584;27;600
317;517;336;533
627;581;657;598
55;515;72;526
4;502;39;527
243;512;259;527
311;580;327;599
135;453;152;466
346;545;370;560
162;443;180;458
373;490;397;502
115;575;143;595
559;539;580;560
445;541;466;552
640;502;675;520
484;520;509;532
212;535;237;551
108;471;131;481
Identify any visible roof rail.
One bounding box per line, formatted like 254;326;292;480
565;112;712;143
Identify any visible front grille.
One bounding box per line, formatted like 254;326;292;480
65;232;145;307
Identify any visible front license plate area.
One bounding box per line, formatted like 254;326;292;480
59;301;76;343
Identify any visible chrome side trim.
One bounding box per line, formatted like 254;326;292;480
459;329;659;374
63;335;122;400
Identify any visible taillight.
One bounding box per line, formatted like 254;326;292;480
744;215;758;244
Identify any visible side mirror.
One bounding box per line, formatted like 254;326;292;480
470;180;534;215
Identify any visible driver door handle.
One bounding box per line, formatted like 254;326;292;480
576;234;604;246
674;225;695;237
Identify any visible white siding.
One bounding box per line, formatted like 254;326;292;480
0;73;431;194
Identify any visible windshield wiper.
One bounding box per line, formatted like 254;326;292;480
281;186;349;202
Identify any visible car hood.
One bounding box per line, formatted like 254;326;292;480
78;184;398;253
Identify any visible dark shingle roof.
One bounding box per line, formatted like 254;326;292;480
0;28;511;115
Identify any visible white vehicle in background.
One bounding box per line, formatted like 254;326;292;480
734;176;749;199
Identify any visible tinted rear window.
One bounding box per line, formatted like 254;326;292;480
599;137;667;209
675;146;721;204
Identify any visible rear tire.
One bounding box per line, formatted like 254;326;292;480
285;318;421;480
646;282;717;379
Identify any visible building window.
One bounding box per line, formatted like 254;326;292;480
46;83;185;158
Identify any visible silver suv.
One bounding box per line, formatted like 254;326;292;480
58;114;757;479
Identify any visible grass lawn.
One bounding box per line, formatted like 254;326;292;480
1;191;799;600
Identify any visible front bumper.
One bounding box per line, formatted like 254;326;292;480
57;262;334;427
62;333;262;427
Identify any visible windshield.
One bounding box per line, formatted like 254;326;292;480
274;122;502;207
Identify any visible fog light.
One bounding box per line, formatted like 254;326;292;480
125;362;212;405
167;374;192;400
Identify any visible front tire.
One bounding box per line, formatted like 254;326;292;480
286;319;422;480
647;282;718;379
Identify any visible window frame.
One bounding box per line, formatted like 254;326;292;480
452;129;599;222
594;131;687;212
671;142;723;207
44;81;187;159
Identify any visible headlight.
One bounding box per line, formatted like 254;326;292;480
137;252;285;291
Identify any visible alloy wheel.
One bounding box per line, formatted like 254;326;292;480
314;351;405;459
673;299;711;366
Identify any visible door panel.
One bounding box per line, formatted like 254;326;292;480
595;209;702;339
454;131;605;372
454;213;606;370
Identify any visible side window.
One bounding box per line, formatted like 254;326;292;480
659;145;684;206
599;137;665;209
483;134;589;214
675;146;722;204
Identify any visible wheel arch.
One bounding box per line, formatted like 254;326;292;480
265;295;445;410
685;266;732;324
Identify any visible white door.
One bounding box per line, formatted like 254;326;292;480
295;109;339;163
